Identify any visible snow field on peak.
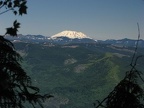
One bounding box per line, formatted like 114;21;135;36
51;30;91;39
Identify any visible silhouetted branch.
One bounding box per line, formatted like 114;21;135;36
95;99;107;108
94;23;144;108
0;8;14;15
130;23;140;67
0;2;52;106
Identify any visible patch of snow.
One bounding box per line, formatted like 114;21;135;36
51;30;91;39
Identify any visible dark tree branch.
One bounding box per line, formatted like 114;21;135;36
94;23;144;108
0;1;52;107
0;3;4;9
0;8;14;15
130;23;140;67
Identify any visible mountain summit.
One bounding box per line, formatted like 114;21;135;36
51;30;91;39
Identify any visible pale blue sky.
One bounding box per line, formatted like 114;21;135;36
0;0;144;40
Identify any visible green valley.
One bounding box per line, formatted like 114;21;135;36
14;42;144;108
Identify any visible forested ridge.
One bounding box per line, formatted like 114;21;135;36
14;42;144;108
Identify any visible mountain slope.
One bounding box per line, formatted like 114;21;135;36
14;42;144;108
51;30;91;39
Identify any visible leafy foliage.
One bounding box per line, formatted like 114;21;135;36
0;0;27;16
0;0;52;107
95;65;144;108
0;36;53;107
6;20;20;36
0;0;28;36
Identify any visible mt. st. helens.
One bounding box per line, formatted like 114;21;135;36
50;30;97;44
51;30;91;39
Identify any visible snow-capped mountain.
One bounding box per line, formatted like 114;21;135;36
5;32;144;47
50;30;97;44
51;30;91;39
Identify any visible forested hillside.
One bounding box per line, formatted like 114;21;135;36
14;42;144;108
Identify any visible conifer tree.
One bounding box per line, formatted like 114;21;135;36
94;24;144;108
0;0;52;107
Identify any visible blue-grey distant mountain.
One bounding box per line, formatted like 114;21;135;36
5;30;97;44
99;38;144;47
5;33;144;47
5;34;48;43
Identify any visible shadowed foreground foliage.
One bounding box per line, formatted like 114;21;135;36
95;24;144;108
0;0;52;107
95;61;144;108
0;36;52;108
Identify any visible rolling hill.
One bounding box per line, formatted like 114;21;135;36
13;41;144;108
